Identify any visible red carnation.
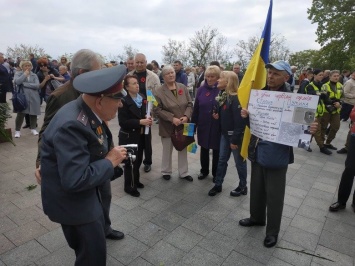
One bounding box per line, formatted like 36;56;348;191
140;77;146;83
143;99;147;104
178;89;183;95
223;105;227;110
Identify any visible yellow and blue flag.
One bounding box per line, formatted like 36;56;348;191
187;142;198;154
238;0;272;159
183;123;195;137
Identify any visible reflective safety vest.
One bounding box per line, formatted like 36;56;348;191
322;81;343;114
305;82;325;117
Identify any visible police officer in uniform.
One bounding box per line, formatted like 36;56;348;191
41;65;127;266
320;70;343;151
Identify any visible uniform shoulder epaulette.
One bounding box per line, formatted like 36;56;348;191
77;110;88;126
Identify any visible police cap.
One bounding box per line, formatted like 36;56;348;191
73;65;127;99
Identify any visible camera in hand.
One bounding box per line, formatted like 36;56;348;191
121;144;138;163
319;92;339;113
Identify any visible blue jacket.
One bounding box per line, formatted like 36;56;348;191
175;70;187;86
219;94;246;146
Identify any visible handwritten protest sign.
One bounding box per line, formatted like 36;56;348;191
248;90;319;148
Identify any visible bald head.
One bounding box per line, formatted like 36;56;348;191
134;53;147;73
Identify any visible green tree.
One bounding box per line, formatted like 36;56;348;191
289;49;319;71
308;0;355;69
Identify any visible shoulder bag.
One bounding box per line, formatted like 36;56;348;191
171;124;195;151
12;84;27;112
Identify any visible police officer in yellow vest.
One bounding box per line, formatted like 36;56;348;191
319;70;343;154
304;69;326;153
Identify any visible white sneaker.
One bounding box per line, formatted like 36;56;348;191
14;131;21;138
31;129;39;136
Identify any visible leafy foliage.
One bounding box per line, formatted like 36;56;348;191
0;103;15;145
308;0;355;69
289;49;319;71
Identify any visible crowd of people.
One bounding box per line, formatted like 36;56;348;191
1;49;354;264
296;67;355;155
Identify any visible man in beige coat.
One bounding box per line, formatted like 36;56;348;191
128;53;160;172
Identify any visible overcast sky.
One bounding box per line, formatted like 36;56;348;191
1;0;320;64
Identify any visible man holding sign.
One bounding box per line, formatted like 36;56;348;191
239;61;318;248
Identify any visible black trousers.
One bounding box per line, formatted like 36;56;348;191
200;146;219;177
62;215;106;266
340;103;354;121
25;114;30;126
338;135;355;205
143;133;152;166
250;162;287;236
0;89;6;103
124;134;145;191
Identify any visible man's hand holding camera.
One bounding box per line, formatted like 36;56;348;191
105;146;127;167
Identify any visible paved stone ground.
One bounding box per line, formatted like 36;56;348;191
1;93;355;266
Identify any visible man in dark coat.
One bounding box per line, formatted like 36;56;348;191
0;53;10;104
238;61;317;248
174;60;188;86
36;49;125;246
41;65;127;265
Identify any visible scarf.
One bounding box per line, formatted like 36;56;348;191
132;93;143;108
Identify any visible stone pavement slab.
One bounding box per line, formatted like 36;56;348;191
1;94;355;265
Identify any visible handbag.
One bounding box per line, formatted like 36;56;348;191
12;84;27;112
256;140;290;169
170;124;195;151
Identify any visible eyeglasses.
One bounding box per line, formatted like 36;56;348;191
40;65;48;67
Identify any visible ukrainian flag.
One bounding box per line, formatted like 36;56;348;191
238;0;272;159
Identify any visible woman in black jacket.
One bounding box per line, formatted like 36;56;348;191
208;71;247;197
118;74;152;197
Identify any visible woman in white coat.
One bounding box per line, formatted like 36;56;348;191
14;60;40;138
